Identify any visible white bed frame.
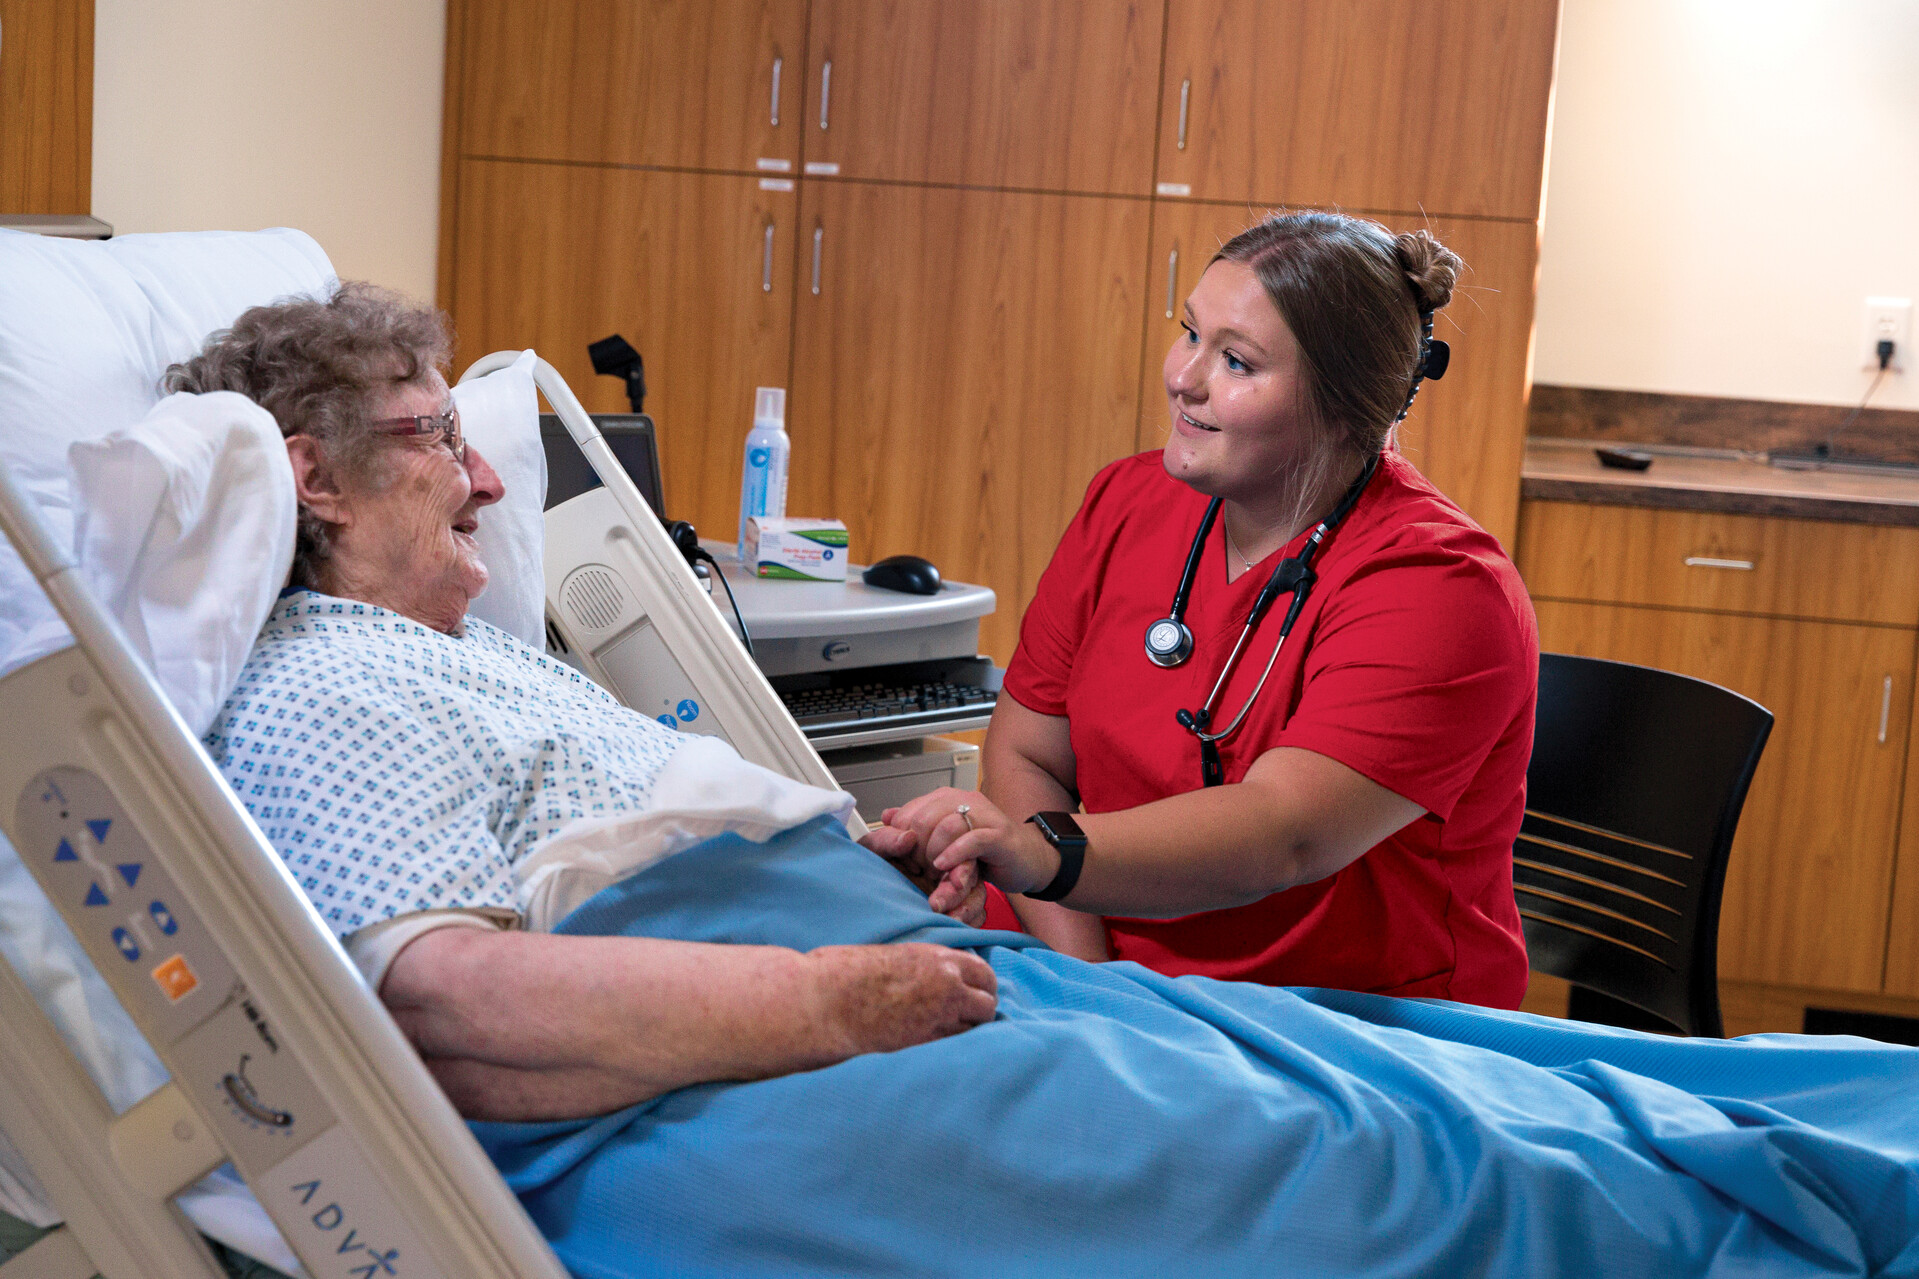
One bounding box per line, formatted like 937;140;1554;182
0;356;839;1277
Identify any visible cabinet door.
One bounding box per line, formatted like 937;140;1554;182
1533;599;1913;993
0;0;92;214
790;181;1150;661
798;0;1162;194
448;160;799;535
1156;0;1559;218
458;0;806;173
1886;674;1919;998
1139;203;1535;548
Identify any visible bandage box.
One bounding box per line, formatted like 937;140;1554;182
745;517;849;581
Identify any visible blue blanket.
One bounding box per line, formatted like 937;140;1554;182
472;817;1919;1278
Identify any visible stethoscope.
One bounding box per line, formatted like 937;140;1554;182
1148;453;1379;787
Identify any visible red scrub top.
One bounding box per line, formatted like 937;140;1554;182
997;449;1536;1008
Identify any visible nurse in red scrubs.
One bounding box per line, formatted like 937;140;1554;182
888;211;1538;1008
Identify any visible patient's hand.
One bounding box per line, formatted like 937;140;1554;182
805;943;998;1058
861;823;988;927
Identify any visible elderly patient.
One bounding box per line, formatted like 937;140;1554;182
182;284;993;1118
186;287;1919;1279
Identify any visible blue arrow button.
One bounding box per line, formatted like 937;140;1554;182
83;883;109;907
111;928;140;962
85;819;111;844
149;901;178;935
117;864;141;888
53;839;77;863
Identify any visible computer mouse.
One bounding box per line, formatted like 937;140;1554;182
863;554;942;595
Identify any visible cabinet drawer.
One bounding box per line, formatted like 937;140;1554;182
1517;501;1919;626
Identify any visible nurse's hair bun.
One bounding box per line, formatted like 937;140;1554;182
1393;230;1461;315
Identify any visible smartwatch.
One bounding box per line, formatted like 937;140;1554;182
1023;811;1088;903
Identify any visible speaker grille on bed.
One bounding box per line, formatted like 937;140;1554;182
561;566;629;633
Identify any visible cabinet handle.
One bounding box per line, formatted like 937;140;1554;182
1177;78;1191;151
1880;676;1893;744
811;224;823;295
1165;246;1179;319
762;222;775;292
1682;556;1755;571
770;56;782;127
820;59;832;130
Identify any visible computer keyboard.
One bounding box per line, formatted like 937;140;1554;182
779;680;997;731
770;657;1000;740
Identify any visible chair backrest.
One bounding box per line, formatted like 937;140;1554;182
1517;653;1773;1037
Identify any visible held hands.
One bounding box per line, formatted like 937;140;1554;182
803;943;998;1058
859;822;988;927
883;788;1061;898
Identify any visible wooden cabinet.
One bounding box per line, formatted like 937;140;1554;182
1521;502;1919;993
0;0;93;214
1518;503;1919;627
799;0;1162;194
439;0;1556;661
1887;682;1919;998
789;181;1150;660
1156;0;1560;218
1140;203;1538;547
458;0;807;172
448;160;800;535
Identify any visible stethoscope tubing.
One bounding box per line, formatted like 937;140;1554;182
1163;453;1380;749
1188;528;1323;744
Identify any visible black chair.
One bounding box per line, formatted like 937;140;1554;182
1517;653;1773;1037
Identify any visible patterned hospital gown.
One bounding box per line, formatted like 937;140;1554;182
203;590;686;935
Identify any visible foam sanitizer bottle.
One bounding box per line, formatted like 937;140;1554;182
737;386;790;562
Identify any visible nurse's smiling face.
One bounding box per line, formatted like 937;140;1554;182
1161;260;1314;506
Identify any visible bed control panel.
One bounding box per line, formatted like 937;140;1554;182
15;765;238;1046
10;746;444;1276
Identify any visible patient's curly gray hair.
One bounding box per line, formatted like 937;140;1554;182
162;281;452;588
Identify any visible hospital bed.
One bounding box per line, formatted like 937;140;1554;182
0;228;845;1278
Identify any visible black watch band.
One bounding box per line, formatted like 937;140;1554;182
1023;811;1088;903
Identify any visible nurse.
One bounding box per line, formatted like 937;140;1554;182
887;211;1539;1008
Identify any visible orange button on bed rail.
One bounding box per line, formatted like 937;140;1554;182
151;954;198;1002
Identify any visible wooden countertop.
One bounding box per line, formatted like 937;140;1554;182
1522;437;1919;527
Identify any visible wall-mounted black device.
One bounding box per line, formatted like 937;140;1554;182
588;334;647;414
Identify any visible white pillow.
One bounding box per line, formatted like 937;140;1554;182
451;349;546;647
0;226;334;683
68;392;297;734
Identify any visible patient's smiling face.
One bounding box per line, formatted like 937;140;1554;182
291;370;505;634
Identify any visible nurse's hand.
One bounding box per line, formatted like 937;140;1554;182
862;821;989;928
885;789;1060;898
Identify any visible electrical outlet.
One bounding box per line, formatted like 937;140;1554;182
1863;297;1911;371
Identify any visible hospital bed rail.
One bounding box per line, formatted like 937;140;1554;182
460;350;861;831
0;445;570;1277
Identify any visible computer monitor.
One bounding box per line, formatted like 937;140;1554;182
540;413;665;517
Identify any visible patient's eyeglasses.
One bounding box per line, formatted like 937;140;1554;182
369;405;466;464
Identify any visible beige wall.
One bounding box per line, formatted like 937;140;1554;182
1535;0;1919;412
90;0;445;303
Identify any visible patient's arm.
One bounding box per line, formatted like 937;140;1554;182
381;928;997;1122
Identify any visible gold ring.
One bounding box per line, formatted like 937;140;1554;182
956;804;975;831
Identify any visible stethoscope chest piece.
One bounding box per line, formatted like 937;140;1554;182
1144;617;1194;668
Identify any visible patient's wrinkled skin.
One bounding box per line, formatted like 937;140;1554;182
385;928;998;1122
286;371;501;635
